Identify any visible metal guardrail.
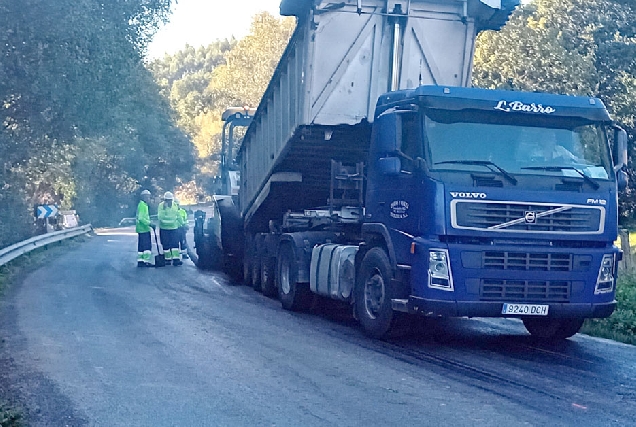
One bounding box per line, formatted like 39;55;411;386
0;225;93;268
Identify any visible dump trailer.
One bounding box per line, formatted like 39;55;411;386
214;0;630;340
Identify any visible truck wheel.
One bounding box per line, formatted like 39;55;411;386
243;256;252;286
195;244;211;270
196;241;221;270
261;255;277;297
252;248;263;292
522;318;584;340
277;243;312;311
223;254;243;284
355;247;397;339
243;236;253;285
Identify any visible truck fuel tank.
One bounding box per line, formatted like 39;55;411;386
310;244;359;301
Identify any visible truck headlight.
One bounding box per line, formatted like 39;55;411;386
595;254;615;294
429;250;454;291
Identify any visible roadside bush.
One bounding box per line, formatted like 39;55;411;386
0;404;21;427
582;274;636;345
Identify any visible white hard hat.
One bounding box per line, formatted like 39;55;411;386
163;191;174;200
140;190;151;196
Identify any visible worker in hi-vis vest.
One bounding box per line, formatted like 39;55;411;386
175;199;189;260
158;191;183;266
136;190;154;267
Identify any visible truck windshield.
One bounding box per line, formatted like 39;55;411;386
424;110;612;180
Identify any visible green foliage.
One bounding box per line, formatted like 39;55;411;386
0;404;22;427
149;13;294;199
0;0;195;240
209;13;296;109
582;274;636;345
474;0;636;221
148;41;235;145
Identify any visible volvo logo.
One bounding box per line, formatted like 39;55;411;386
450;192;487;199
524;211;537;224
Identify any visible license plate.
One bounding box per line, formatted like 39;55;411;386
501;303;549;316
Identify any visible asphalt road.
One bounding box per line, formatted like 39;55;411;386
1;228;635;426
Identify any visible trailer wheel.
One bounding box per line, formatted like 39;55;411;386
522;318;584;340
243;255;252;286
355;247;397;339
261;255;277;297
277;243;312;311
223;254;243;284
252;247;263;292
243;236;253;286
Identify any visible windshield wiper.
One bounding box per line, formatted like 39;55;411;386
521;166;600;190
434;160;518;185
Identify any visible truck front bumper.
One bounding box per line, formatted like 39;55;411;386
393;297;616;319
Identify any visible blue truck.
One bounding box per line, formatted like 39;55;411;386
195;0;628;339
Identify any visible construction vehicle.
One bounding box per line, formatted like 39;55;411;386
193;107;255;271
197;0;628;340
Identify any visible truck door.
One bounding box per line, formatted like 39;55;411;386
368;112;422;262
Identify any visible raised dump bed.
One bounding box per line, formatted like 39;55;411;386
239;0;518;230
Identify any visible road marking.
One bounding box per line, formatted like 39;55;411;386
210;277;231;295
572;403;588;410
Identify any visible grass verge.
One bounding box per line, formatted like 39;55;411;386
582;274;636;345
0;404;21;427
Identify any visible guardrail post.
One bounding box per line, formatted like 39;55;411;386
619;229;633;272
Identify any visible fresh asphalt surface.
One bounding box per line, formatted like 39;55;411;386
1;228;635;426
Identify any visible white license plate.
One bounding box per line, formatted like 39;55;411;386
501;303;549;316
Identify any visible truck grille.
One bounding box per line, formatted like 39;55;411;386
480;279;570;302
484;251;572;272
452;201;604;234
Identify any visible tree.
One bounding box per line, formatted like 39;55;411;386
0;0;194;244
474;0;636;221
150;13;295;201
209;13;296;108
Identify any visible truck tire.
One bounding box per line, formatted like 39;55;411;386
261;254;277;297
195;241;222;270
243;260;252;285
195;243;211;270
252;246;263;292
355;247;398;339
243;236;253;286
277;243;312;311
223;254;243;283
522;318;584;340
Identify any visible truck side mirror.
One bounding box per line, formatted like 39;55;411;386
378;157;401;176
614;127;628;172
374;113;401;154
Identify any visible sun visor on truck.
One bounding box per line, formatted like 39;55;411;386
281;0;520;28
376;86;612;123
473;0;521;31
280;0;313;16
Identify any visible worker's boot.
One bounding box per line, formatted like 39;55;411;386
137;261;146;268
173;259;183;266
